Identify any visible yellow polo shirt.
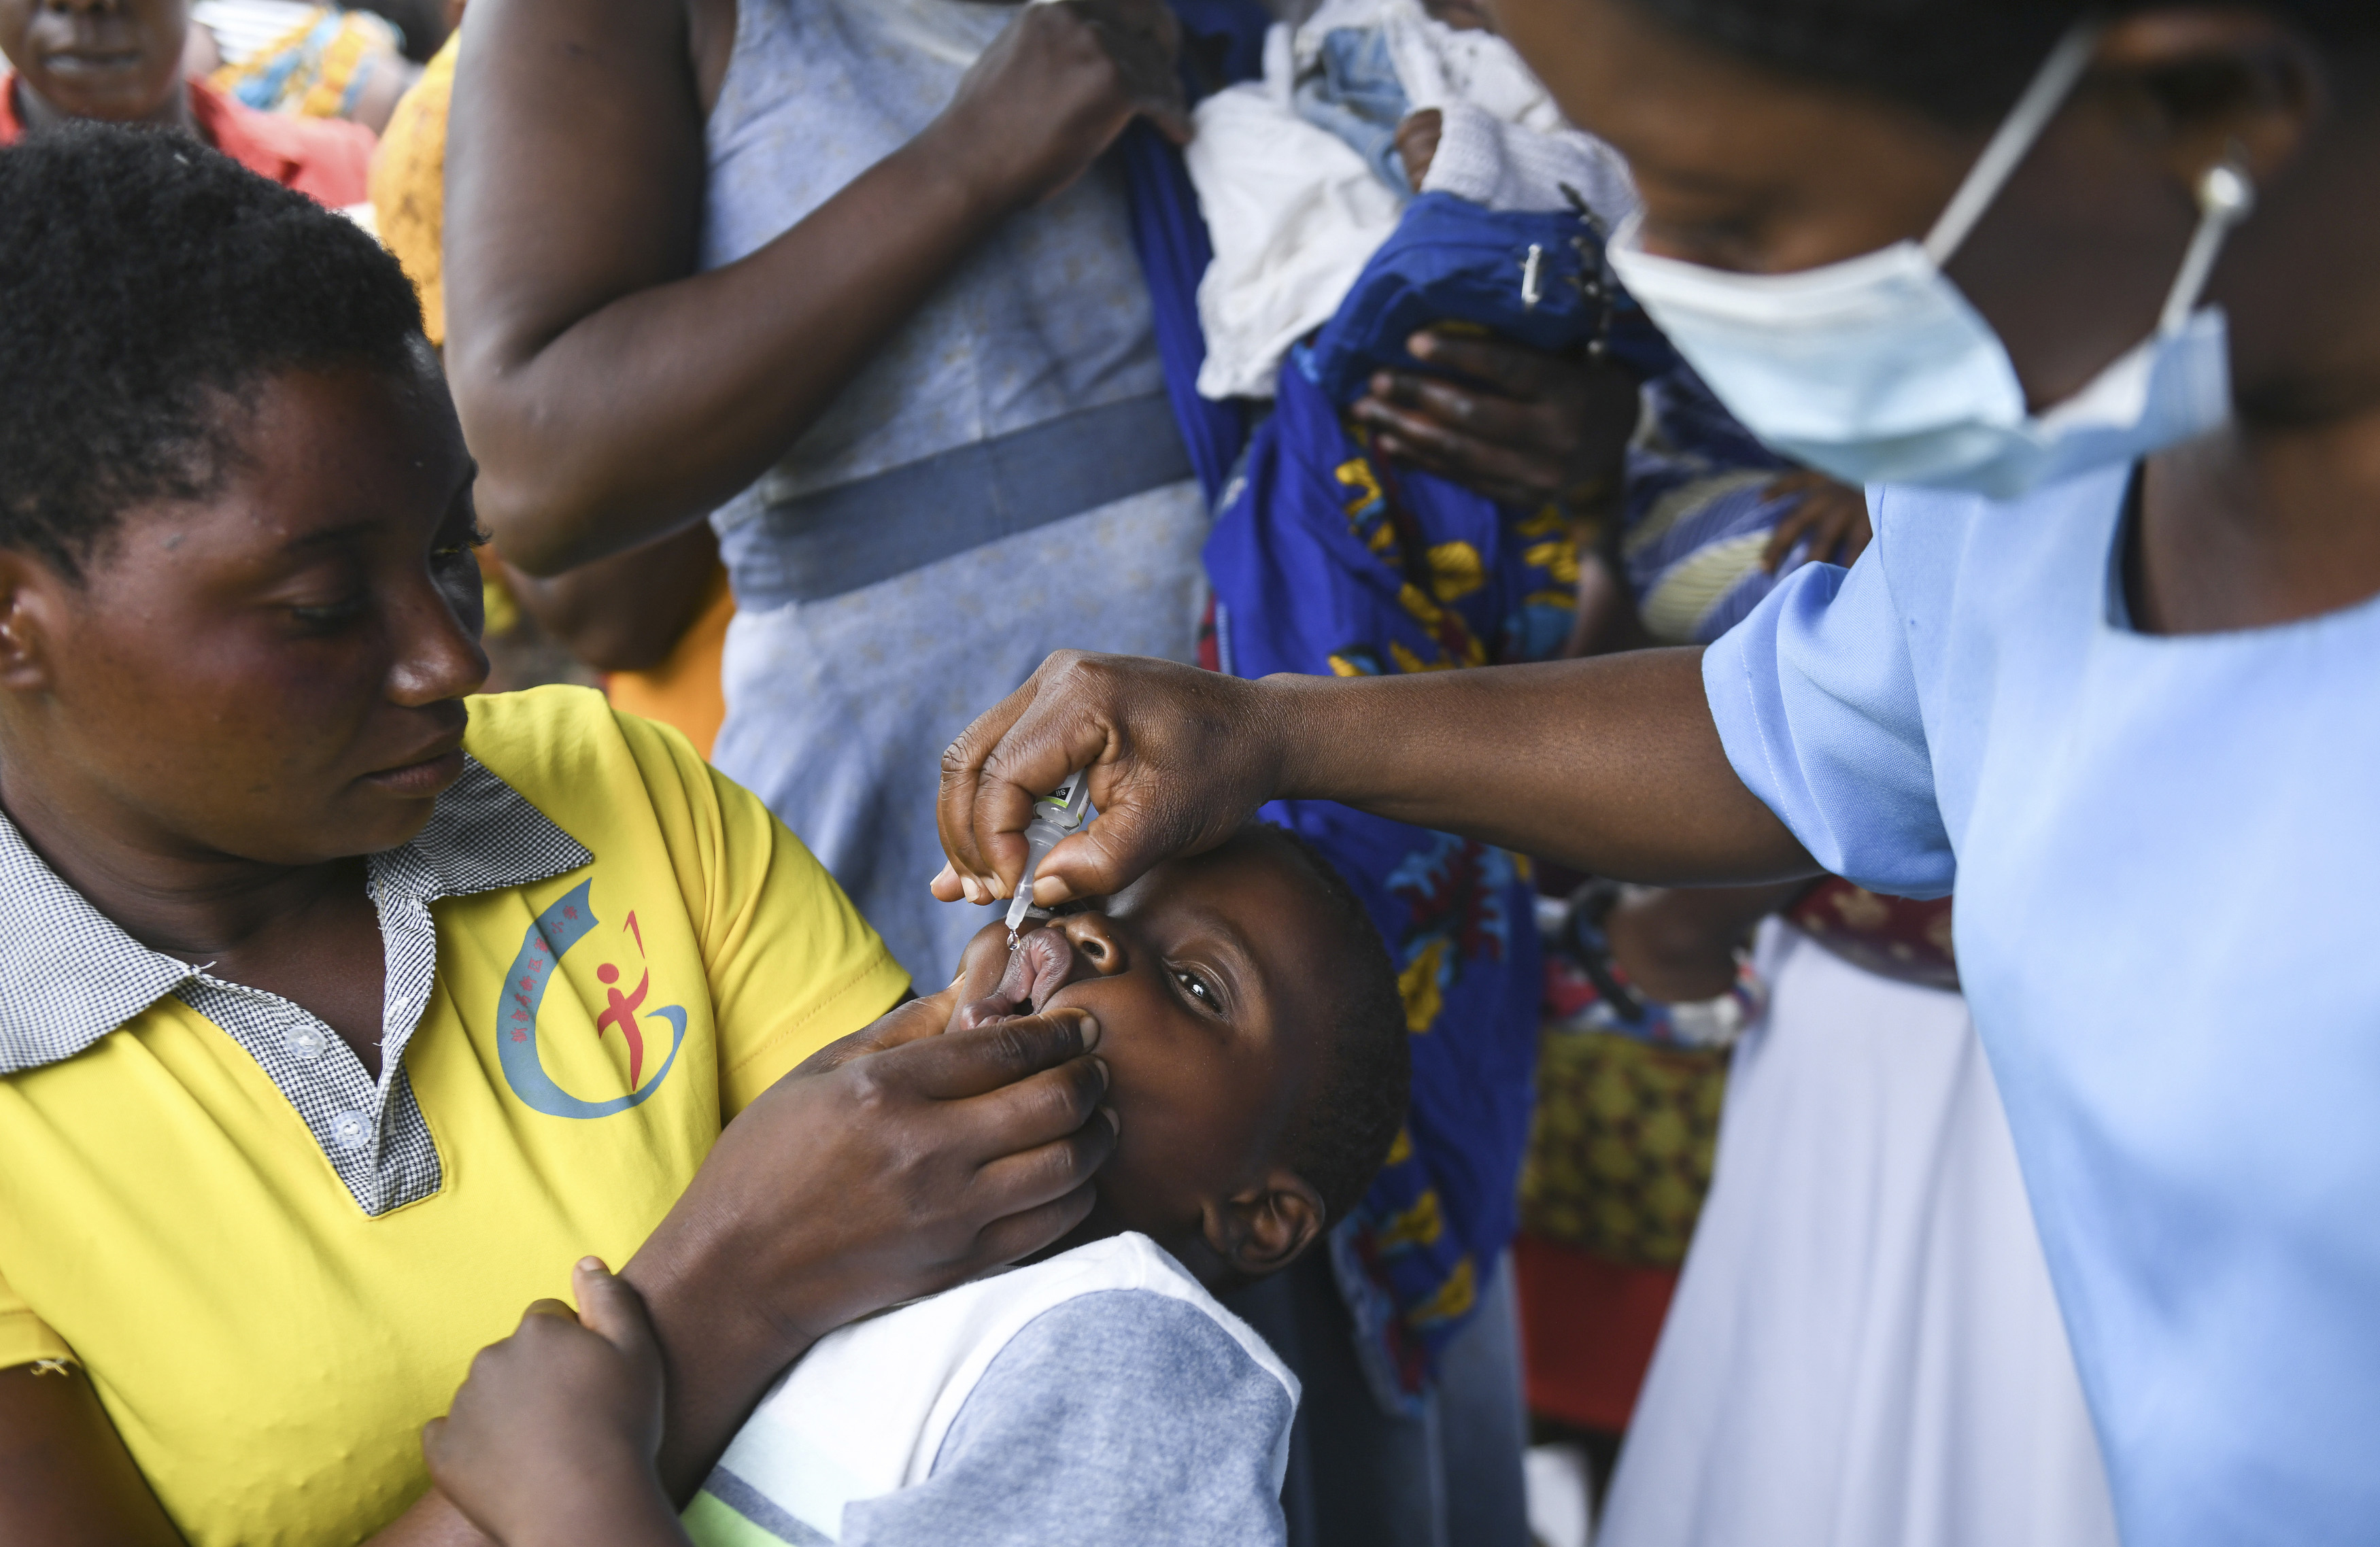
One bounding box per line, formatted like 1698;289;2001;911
0;687;909;1546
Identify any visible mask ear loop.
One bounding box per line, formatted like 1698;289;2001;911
1923;19;2107;267
2157;149;2256;335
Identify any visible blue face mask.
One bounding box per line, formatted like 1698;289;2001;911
1604;24;2254;500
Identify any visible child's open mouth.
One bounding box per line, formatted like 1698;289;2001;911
993;925;1083;1016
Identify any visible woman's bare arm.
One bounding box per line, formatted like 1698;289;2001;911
0;1365;184;1547
444;0;1188;574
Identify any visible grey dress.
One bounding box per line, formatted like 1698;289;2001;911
700;0;1208;980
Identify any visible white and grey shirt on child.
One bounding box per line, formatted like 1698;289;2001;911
683;1233;1298;1547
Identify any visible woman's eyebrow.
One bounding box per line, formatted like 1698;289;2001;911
277;518;382;551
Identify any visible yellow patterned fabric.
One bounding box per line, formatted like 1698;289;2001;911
368;29;458;345
1519;1029;1728;1268
209;7;403;120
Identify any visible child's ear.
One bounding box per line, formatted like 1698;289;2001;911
1200;1168;1326;1280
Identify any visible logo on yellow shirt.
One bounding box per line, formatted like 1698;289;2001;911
497;880;687;1119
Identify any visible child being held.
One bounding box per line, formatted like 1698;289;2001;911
424;823;1412;1547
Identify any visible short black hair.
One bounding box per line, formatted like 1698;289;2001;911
0;122;426;580
1627;0;2379;125
1234;821;1414;1231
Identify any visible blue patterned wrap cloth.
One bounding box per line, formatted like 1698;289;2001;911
1129;29;1630;1398
1619;365;1846;646
1204;355;1575;1399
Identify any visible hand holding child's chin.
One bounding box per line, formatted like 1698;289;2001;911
423;1259;691;1547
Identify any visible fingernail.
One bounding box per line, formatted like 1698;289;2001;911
1089;1055;1110;1088
932;862;957;891
577;1256;606;1275
961;875;985;904
1408;331;1435;357
1032;875;1068;904
1074;1011;1102;1052
1102;1105;1121;1136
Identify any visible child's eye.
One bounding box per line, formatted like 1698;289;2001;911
1173;967;1221;1012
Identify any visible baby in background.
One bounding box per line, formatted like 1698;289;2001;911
1187;0;1639;399
422;823;1412;1547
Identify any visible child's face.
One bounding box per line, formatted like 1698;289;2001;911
951;838;1349;1282
0;0;188;124
0;358;490;866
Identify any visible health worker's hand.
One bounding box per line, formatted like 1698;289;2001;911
424;1261;688;1547
928;0;1189;211
1350;328;1642;509
1758;469;1872;571
934;651;1285;913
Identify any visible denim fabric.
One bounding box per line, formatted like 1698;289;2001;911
1291;29;1413;195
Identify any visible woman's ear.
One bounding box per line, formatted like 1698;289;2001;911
2098;11;2327;192
1200;1168;1326;1281
0;554;64;694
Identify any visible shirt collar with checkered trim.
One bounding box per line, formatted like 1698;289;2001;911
0;755;592;1076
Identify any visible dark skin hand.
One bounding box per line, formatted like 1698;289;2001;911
1370;70;1642;510
426;1262;692;1547
1602;880;1806;1004
1353;328;1644;509
930;5;2380;912
1394;107;1444;192
0;356;1119;1546
1757;469;1871;571
0;989;1118;1547
445;0;1191;574
426;832;1354;1547
930;647;1815;915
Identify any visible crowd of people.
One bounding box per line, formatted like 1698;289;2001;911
0;0;2375;1544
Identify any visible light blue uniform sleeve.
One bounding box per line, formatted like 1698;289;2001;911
1700;528;1956;898
840;1290;1293;1547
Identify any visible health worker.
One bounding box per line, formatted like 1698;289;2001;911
931;3;2380;1544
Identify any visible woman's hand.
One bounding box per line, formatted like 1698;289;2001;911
1601;881;1807;1003
1350;329;1642;509
1758;469;1873;571
423;1262;688;1547
622;994;1119;1498
930;0;1189;209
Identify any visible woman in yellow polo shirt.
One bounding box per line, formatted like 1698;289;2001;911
0;129;1115;1547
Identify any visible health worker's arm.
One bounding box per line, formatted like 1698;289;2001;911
443;0;1189;575
938;514;1950;908
936;646;1818;908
